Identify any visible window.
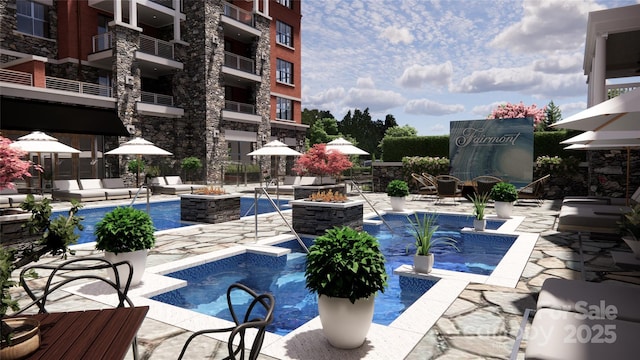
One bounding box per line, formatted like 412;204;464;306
276;21;293;47
16;0;49;38
276;59;293;84
276;97;293;120
276;0;293;9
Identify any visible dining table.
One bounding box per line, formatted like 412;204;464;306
5;306;149;359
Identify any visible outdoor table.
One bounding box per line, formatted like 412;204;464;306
6;306;149;359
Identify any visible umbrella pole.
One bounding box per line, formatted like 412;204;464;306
627;147;631;206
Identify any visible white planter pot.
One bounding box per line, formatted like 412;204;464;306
622;236;640;259
318;295;375;349
104;249;148;287
494;201;514;218
413;253;434;273
389;196;406;211
473;219;486;231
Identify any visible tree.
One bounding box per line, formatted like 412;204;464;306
538;100;562;131
339;108;396;158
293;143;352;181
308;117;342;146
487;102;546;130
0;136;38;189
384;125;418;138
302;108;334;127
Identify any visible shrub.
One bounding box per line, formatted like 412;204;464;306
386;180;410;197
490;182;518;202
95;207;156;255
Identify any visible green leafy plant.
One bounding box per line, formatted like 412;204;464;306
386;179;410;197
406;213;459;256
490;182;518;202
305;226;387;304
620;204;640;241
470;193;490;220
128;158;146;173
94;207;156;255
181;157;202;181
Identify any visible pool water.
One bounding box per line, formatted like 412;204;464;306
153;212;516;336
57;198;290;245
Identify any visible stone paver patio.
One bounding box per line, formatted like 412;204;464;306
8;185;639;359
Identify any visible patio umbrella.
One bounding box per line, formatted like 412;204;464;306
247;140;302;200
9;131;81;189
552;88;640;131
105;137;172;187
326;137;369;155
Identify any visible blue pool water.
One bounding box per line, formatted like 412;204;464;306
153;212;516;336
57;198;290;245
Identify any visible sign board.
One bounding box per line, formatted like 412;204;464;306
449;118;533;188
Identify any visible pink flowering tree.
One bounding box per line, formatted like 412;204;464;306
0;135;38;190
293;143;352;183
487;102;546;129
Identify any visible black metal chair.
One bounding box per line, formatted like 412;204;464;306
435;175;463;204
517;174;551;206
15;257;140;359
177;283;276;360
472;175;503;198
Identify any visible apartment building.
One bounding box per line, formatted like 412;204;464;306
0;0;305;186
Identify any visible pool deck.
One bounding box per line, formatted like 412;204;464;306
10;184;640;359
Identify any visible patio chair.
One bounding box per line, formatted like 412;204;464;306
411;173;436;200
517;174;550;206
177;283;275;360
15;257;141;359
435;175;463;204
472;175;502;198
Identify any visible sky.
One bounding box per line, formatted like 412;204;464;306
300;0;640;136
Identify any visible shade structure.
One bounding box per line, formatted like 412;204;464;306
561;130;640;145
105;137;172;187
326;137;369;155
104;137;173;156
246;140;302;156
9;131;81;154
552;88;640;131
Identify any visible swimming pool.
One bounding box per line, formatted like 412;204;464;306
152;212;517;336
56;197;290;245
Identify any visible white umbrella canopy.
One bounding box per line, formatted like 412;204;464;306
9;131;81;154
561;130;640;145
326;137;369;155
246;140;302;156
552;88;640;131
104;137;172;156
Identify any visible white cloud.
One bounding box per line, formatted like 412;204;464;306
305;87;346;104
559;101;587;118
490;0;605;53
405;99;464;115
356;77;376;89
430;123;446;133
471;101;508;117
453;67;542;93
379;26;414;45
397;62;453;88
345;88;406;112
533;54;583;74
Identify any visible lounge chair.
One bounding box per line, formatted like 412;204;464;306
516;174;550;206
52;179;107;202
101;178;139;199
150;176;206;195
410;173;436;200
0;187;44;207
435;175;463;204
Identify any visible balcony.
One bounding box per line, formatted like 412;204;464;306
222;51;261;85
88;0;184;28
222;100;261;124
0;69;115;109
220;2;261;43
136;91;184;118
88;32;183;77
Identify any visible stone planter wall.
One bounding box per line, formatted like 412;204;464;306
180;194;241;224
291;200;364;235
293;184;347;200
0;211;40;249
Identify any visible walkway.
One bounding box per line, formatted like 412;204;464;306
11;185;640;359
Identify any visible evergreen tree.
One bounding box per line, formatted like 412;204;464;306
540;100;562;131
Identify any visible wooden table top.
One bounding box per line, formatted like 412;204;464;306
9;306;149;360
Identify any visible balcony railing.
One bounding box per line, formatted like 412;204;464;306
607;83;640;97
0;68;33;86
224;51;256;74
225;100;255;114
140;91;174;106
92;32;113;52
45;77;112;97
223;1;253;27
139;34;175;60
150;0;174;9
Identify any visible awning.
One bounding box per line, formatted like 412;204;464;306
1;97;129;136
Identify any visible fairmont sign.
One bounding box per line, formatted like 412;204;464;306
449;118;533;187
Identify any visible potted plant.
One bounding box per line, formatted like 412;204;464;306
407;213;459;273
490;182;518;218
620;204;640;259
180;157;202;183
94;207;156;287
305;226;387;349
470;193;490;231
387;179;410;211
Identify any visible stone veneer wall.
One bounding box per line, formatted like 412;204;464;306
0;0;58;61
587;149;640;198
291;201;364;235
180;195;241;224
